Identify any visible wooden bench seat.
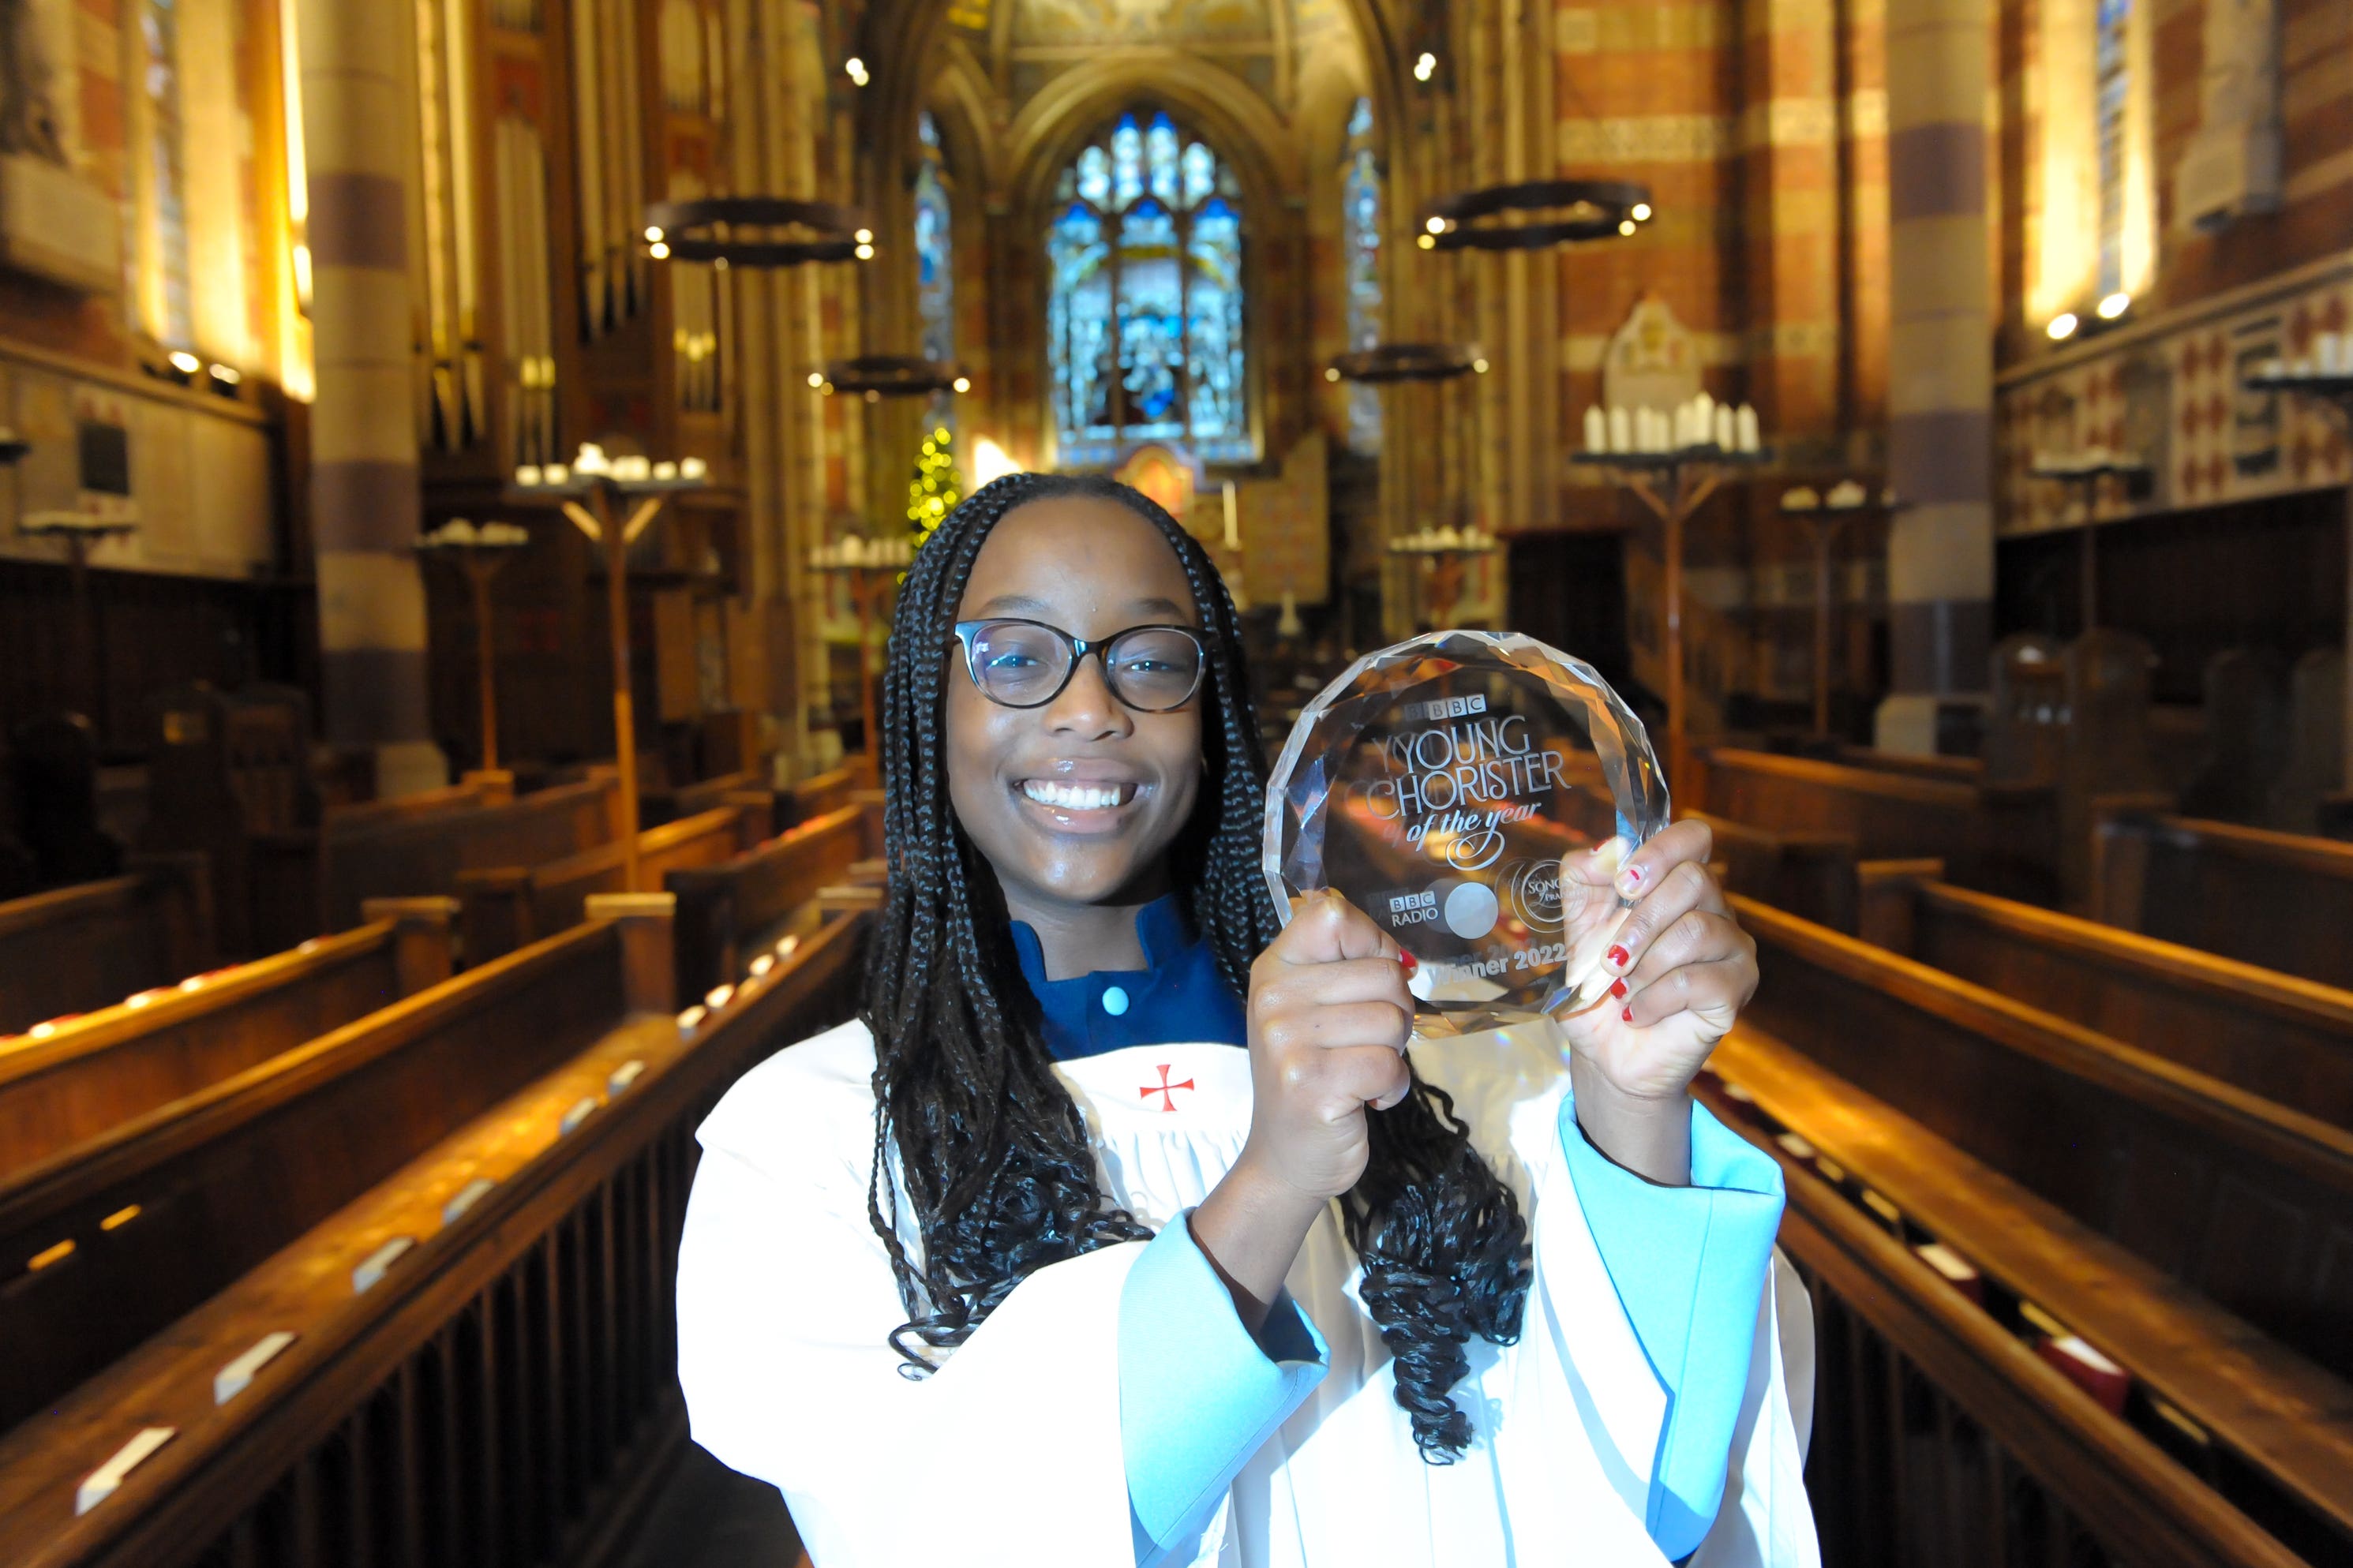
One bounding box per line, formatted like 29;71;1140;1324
668;801;878;1003
271;773;624;946
1737;893;2353;1384
0;900;456;1181
2095;806;2353;992
0;907;867;1568
457;805;760;965
0;907;676;1438
778;757;875;829
0;856;213;1037
640;769;774;834
1692;745;2060;904
1859;862;2353;1129
1703;1030;2353;1562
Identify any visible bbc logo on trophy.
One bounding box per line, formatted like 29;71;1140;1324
1263;630;1670;1036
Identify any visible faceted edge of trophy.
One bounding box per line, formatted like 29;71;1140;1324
1260;630;1673;946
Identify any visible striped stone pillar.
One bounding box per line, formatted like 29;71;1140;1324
298;0;445;796
1877;0;1995;755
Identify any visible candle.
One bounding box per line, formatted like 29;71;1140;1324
544;463;568;485
654;460;679;481
1584;405;1607;451
1694;391;1716;446
1714;404;1736;450
1736;403;1760;453
1608;405;1632;453
1222;480;1238;550
680;456;708;480
515;465;541;487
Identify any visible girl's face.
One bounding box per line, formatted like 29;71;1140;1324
945;496;1205;922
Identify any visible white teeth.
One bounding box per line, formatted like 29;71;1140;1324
1021;780;1132;810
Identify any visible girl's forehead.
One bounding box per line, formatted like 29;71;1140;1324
961;497;1199;624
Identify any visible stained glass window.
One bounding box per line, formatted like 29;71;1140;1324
1340;97;1381;455
1047;110;1250;466
914;112;955;430
140;0;193;350
2094;0;2130;297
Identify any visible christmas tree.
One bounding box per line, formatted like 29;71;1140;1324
907;423;965;550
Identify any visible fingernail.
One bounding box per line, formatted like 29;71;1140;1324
1620;1006;1635;1024
1617;865;1645;895
1606;945;1630;969
1399;951;1418;974
1609;978;1628;999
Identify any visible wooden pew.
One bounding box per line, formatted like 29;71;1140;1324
0;855;214;1037
457;805;760;965
0;900;686;1440
1691;745;2062;904
240;775;515;954
780;754;876;829
1699;1040;2353;1565
1858;861;2353;1130
0;900;456;1182
2094;805;2353;992
1736;893;2353;1385
639;768;774;835
275;770;625;949
0;904;867;1568
669;801;879;1004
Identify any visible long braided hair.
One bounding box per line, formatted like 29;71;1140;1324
862;470;1532;1459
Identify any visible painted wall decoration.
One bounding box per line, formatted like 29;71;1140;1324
1995;268;2353;534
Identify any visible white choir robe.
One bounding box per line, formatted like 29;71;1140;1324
676;1016;1821;1568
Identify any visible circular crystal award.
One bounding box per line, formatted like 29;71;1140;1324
1263;630;1670;1036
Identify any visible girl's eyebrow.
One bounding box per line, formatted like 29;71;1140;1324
969;593;1193;621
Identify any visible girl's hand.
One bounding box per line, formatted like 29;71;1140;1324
1237;890;1414;1203
1553;820;1758;1181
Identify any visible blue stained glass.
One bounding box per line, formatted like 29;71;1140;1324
1078;144;1111;206
1341;97;1382;455
1047;109;1252;466
1181;142;1215;208
2094;0;2131;297
1111;115;1143;209
914;110;955;428
1146;114;1181;204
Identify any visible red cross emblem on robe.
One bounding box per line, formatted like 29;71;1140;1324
1140;1064;1195;1112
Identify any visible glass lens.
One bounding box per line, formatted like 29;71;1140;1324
1104;627;1205;709
967;621;1073;705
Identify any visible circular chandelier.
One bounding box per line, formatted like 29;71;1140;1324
807;354;970;401
1326;342;1489;384
1420;179;1653;252
641;198;874;267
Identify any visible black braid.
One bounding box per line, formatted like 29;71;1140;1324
862;471;1532;1458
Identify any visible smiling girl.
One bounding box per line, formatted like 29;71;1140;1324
676;473;1818;1567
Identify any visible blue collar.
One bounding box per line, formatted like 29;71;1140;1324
1010;894;1249;1061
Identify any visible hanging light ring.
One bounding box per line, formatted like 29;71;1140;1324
815;354;965;398
1328;342;1483;384
642;197;872;266
1421;179;1653;252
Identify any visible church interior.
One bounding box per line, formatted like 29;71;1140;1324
0;0;2351;1562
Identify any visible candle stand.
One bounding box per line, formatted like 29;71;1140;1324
511;447;710;890
1385;524;1497;629
1779;481;1902;739
20;510;137;728
1571;439;1770;788
809;535;912;762
2027;451;2151;632
416;519;532;773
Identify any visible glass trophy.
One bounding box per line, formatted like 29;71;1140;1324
1263;630;1670;1036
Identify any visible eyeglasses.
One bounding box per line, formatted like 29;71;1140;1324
952;618;1208;712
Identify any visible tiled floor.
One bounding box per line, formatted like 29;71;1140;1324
616;1439;808;1568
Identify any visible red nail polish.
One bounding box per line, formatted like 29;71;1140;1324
1621;866;1644;888
1606;945;1630;969
1609;978;1628;999
1620;1006;1635;1024
1399;951;1418;974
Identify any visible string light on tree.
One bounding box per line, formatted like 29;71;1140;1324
908;425;966;549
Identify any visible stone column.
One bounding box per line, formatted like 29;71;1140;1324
297;0;445;796
1877;0;1995;754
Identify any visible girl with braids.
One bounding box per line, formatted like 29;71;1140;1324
677;473;1818;1567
